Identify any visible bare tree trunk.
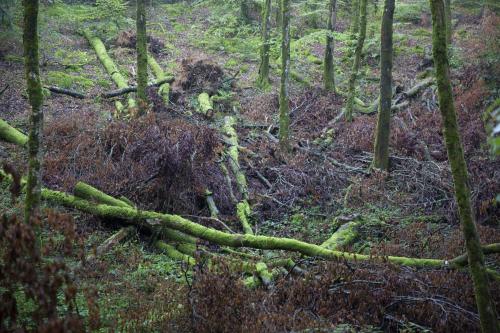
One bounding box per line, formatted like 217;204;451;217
430;1;499;332
444;0;452;46
279;0;291;152
257;0;272;89
323;0;337;92
373;0;395;170
23;0;44;224
345;0;368;121
136;0;148;116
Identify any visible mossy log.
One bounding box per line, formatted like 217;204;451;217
1;171;498;273
0;118;28;146
33;186;453;269
147;55;171;104
197;92;214;116
82;30;136;112
221;116;253;234
321;221;360;250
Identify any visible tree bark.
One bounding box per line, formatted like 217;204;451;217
345;0;368;121
279;0;291;152
23;0;44;224
429;1;499;331
323;0;337;92
350;0;360;36
373;0;395;170
444;0;452;46
136;0;148;116
257;0;272;90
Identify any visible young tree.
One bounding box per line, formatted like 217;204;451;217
257;0;272;89
136;0;148;116
23;0;44;224
372;0;395;170
279;0;291;152
345;0;367;121
323;0;337;92
429;1;499;332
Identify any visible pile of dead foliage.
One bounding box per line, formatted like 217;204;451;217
42;111;240;218
115;29;165;54
190;259;498;333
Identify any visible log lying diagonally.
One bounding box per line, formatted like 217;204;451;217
82;29;136;112
1;118;499;277
147;55;172;105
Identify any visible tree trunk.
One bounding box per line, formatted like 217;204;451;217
372;0;395;170
279;0;291;152
429;1;499;331
345;0;368;121
323;0;337;92
444;0;452;46
23;0;44;224
257;0;272;90
350;0;360;36
136;0;148;116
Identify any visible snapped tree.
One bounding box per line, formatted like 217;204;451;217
372;0;395;170
23;0;44;224
429;0;499;331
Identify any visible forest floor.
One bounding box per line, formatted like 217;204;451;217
0;1;499;332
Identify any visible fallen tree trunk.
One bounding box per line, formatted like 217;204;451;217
44;86;86;99
321;216;362;250
197;92;214;116
147;55;172;104
86;226;134;261
102;77;174;98
35;186;453;268
1;169;498;272
82;30;136;112
363;77;435;114
0;118;28;146
221;116;253;235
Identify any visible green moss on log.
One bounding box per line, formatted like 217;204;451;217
0;118;28;146
82;29;136;112
147;55;171;104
